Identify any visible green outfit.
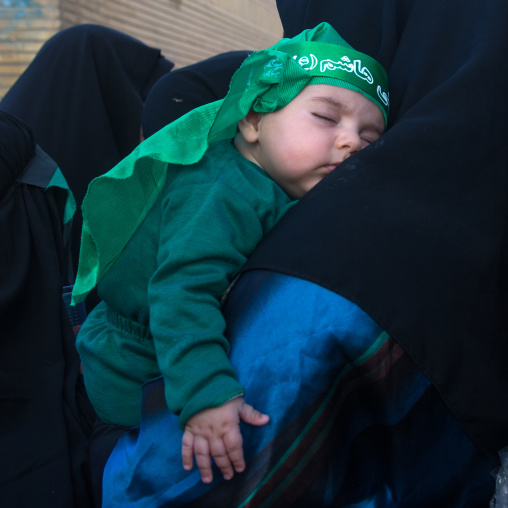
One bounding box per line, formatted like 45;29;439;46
76;141;295;427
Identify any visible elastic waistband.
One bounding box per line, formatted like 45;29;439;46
105;304;152;341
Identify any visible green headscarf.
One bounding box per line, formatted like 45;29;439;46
72;22;389;303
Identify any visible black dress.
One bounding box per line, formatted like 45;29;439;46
244;0;508;460
0;111;94;507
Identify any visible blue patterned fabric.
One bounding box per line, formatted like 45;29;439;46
102;271;495;507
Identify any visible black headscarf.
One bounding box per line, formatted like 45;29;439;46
0;112;94;506
244;0;508;460
0;24;174;281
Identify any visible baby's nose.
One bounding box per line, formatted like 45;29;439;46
335;130;362;154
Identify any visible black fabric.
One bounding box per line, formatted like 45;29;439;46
243;0;508;460
88;419;130;508
0;24;174;288
0;112;34;197
0;112;95;506
142;50;251;138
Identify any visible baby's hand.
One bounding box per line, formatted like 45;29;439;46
181;397;269;483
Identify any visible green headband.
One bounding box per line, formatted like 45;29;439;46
72;23;389;303
278;41;389;122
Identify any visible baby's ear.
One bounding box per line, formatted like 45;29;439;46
238;110;262;143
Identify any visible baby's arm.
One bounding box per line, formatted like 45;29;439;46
181;397;269;483
150;178;281;481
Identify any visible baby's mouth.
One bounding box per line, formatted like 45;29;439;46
324;163;340;172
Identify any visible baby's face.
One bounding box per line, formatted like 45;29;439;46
246;84;384;199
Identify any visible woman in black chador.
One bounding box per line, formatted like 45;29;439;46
97;0;508;506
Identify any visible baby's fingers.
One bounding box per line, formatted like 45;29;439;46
239;402;270;427
210;438;234;481
181;430;195;471
224;426;245;474
194;435;213;483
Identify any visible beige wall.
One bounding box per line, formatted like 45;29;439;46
0;0;282;100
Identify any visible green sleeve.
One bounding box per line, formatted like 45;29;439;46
148;178;267;429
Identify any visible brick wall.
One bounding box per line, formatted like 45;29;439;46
0;0;282;100
0;0;61;99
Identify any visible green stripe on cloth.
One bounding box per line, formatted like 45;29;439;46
240;331;392;507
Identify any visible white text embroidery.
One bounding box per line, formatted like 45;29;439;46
294;54;374;84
